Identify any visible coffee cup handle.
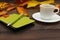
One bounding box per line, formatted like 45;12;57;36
54;7;59;14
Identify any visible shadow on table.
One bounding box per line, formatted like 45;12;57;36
35;20;60;29
0;21;34;33
36;20;60;25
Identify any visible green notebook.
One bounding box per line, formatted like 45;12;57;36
0;13;23;24
12;17;34;28
0;13;35;28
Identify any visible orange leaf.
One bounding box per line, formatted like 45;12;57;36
3;14;9;18
19;1;28;6
6;6;15;12
0;11;7;16
16;7;28;16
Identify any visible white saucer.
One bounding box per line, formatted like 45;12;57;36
32;12;60;23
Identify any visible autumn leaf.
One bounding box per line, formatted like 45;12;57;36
16;7;28;16
27;0;39;8
17;0;54;8
19;1;28;6
41;0;54;4
26;0;54;8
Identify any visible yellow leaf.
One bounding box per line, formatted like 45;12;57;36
39;0;54;4
27;1;39;8
18;0;54;8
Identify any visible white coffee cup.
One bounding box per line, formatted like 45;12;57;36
40;4;59;20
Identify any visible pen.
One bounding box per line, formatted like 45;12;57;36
7;13;24;26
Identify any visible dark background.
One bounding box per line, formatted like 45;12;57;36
0;0;59;3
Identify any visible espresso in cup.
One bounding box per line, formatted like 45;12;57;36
40;4;59;20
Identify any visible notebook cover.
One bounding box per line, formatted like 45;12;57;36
12;17;35;28
0;13;35;28
0;13;23;24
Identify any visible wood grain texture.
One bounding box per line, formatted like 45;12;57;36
0;0;60;40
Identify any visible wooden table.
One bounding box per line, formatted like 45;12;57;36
0;0;60;40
